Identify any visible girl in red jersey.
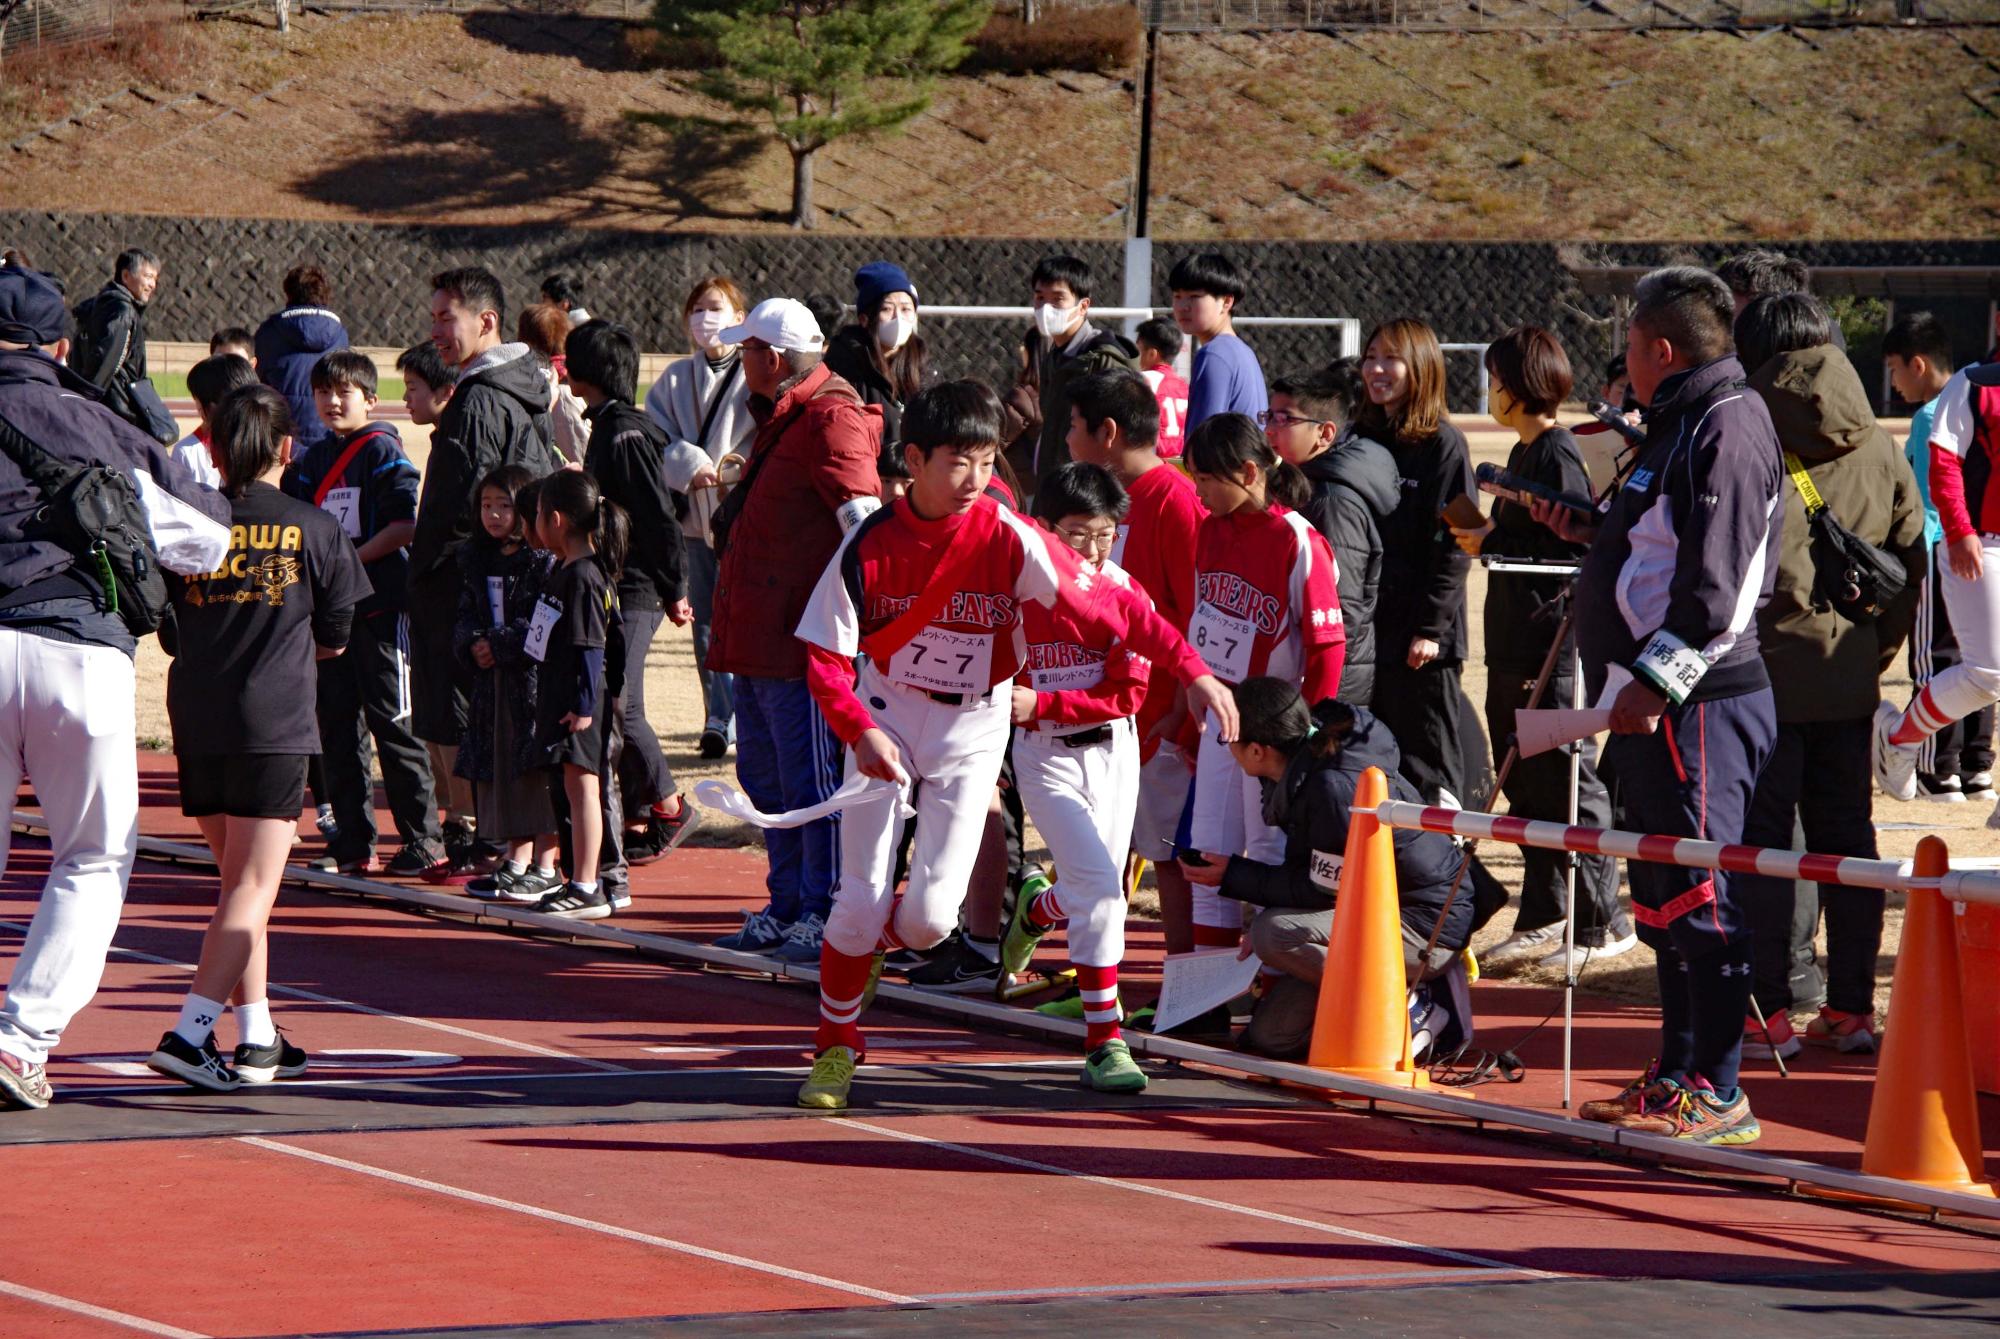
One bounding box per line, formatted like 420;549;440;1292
1178;413;1345;948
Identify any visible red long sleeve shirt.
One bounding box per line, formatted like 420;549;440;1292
1192;503;1346;700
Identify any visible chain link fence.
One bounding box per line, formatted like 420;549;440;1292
1144;0;1996;26
0;0;114;57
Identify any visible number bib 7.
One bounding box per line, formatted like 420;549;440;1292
1188;601;1255;683
320;486;362;540
889;627;994;697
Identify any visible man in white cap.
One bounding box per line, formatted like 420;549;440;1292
706;299;885;963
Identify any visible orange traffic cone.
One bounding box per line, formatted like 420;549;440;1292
1854;836;1993;1198
1306;766;1427;1087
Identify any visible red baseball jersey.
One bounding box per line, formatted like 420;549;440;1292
799;494;1207;743
1192;503;1345;697
1143;366;1191;460
1111;461;1204;756
1020;556;1153;731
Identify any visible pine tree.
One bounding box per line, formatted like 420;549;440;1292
655;0;992;230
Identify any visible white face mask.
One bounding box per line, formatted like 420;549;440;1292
1034;302;1077;341
877;313;917;352
689;309;736;351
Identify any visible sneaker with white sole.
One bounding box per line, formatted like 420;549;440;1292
532;883;612;921
772;912;826;965
233;1033;309;1084
1966;770;1996;800
1741;1009;1802;1061
1805;1007;1879;1054
147;1031;240;1092
1538;928;1638;975
1481;920;1568;968
0;1049;52;1110
1872;700;1919;801
714;908;790;953
1917;773;1967;803
798;1045;858;1111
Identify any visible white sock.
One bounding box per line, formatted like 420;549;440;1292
235;999;277;1047
572;880;598;896
503;859;526;875
174;993;228;1046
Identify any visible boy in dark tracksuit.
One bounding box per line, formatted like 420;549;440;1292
1570;269;1781;1147
286;351;441;875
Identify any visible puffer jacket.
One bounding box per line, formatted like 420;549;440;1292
254;305;350;442
1750;344;1927;724
69;281;153;435
1299;429;1399;706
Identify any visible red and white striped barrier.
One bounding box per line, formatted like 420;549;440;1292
1371;801;2000;908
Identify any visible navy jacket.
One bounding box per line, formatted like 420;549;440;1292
281;420;420;619
255;306;350;443
1574;356;1782;707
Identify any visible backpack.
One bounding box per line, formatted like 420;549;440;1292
0;406;171;635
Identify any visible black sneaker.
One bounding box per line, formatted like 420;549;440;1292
309;845;373;875
233;1033;309;1084
879;945;935;977
533;883;612;921
623;824;668;867
652;797;702;852
146;1031;240;1092
906;934;1002;994
384;838;446;878
605;881;633;911
470;866;563;904
699;727;729;760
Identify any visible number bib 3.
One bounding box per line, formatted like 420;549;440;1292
523;596;562;663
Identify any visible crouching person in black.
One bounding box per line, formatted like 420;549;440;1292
1190;677;1502;1061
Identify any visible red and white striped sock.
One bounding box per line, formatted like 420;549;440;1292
1028;884;1066;932
1075;964;1122;1049
815;944;875;1055
1891;683;1955;745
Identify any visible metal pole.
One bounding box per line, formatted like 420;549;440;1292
1561;638;1580;1110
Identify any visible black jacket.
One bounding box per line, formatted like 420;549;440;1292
583;398;687;611
1480;425;1594;675
411;343;556;593
452;537;557;784
1299;429;1398;706
823;324;914;467
1218;705;1475;953
69;281;152;435
1375;421;1474;663
1024;323;1139;485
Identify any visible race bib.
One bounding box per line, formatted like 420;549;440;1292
1189;601;1255;682
523;596;561;663
487;576;505;629
320;485;362;540
1110;523;1130;567
889;627;994;697
1030;656;1104;695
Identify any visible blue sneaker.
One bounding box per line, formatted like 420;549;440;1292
772;913;826;964
715;908;790;953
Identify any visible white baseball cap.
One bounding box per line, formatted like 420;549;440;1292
720;298;824;354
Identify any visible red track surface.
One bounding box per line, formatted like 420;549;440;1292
0;754;1995;1336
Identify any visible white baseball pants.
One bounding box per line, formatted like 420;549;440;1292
1188;708;1283;930
1014;719;1139;968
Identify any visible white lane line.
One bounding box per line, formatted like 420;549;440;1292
919;1266;1504;1301
835;1119;1553;1278
0;1277;209;1338
238;1136;916;1304
0;919;626;1073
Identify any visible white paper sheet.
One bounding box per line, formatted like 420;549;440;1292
1514;708;1615;759
1151;948;1264;1035
693;772;912;830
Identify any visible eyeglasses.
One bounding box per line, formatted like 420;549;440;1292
1055;524;1119;554
1256;409;1326;429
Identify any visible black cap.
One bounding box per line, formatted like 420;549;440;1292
0;267;68;347
1966;361;2000;388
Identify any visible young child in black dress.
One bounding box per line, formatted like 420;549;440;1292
526;469;629;921
458;466;563;904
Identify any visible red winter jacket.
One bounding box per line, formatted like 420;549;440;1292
707;364;883;679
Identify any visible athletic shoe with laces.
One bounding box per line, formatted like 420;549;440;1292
233;1033;309;1084
698;727;729;760
384;838;447;878
1873;700;1919;801
1741;1010;1802;1061
1917;773;1968;803
0;1049;52;1110
1579;1059;1660;1123
999;879;1053;979
1035;987;1087;1020
421;845;487;885
1082;1038;1148;1093
772;912;827;964
906;934;1001;994
479;866;563;904
532;883;612;921
1480;920;1569;968
146;1031;240;1092
1966;770;1996;800
1539;928;1639;975
1615;1075;1761;1145
308;848;372;875
797;1045;859;1111
1804;1006;1879;1054
652;797;703;852
878;946;933;977
714;908;790;953
466;866;524;901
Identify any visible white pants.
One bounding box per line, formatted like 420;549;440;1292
1919;539;2000;730
1131;745;1192;864
1188;709;1283;931
822;662;1012;958
1014;719;1139;968
0;631;138;1066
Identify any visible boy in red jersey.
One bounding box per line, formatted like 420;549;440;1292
1067;368;1207;954
793;381;1236;1110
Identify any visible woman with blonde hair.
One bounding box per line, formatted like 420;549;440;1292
1359;316;1484;808
644;275;757;760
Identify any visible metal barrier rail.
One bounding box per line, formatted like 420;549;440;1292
1371;801;2000;908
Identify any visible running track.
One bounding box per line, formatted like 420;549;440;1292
2;802;1998;1334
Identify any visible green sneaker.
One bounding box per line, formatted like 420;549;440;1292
798;1045;859;1111
1082;1038;1148;1094
1035;988;1086;1020
859;950;886;1011
1000;876;1053;978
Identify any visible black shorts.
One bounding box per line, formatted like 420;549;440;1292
543;712;608;772
179;753;309;819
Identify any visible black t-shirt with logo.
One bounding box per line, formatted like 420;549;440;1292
167;481;371;754
530;555;611;747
